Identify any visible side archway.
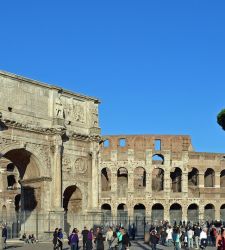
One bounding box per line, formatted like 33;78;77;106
63;185;82;213
101;167;111;191
170;203;182;224
152;203;164;223
220;204;225;221
134;167;146;189
187;204;199;223
204;168;215;187
204;204;215;221
170;168;182;192
152;168;164;191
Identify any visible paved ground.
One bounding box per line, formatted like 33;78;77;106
4;240;217;250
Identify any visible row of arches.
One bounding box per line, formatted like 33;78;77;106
101;167;225;193
101;203;225;223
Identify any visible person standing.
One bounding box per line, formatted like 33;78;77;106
194;225;201;249
86;229;94;250
95;232;104;250
82;226;89;249
149;229;159;250
2;224;7;250
200;228;208;250
187;227;194;249
106;227;113;249
69;228;79;250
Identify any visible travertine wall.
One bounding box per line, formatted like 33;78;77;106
99;135;225;223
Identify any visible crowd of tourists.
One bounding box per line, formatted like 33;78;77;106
148;220;225;250
53;225;131;250
52;220;225;250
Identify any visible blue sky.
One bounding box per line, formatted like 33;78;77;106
1;1;225;153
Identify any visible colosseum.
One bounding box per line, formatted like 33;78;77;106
0;70;225;238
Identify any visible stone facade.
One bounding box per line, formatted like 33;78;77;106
100;136;225;224
0;71;225;238
0;71;101;237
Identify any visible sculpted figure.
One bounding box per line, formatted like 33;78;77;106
55;94;64;118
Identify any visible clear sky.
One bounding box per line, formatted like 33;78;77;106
1;1;225;153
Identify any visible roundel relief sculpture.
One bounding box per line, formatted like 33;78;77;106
74;158;88;174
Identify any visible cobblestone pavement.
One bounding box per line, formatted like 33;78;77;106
5;241;217;250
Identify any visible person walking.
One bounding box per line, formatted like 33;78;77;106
2;224;7;250
69;228;79;250
53;228;58;250
57;228;63;250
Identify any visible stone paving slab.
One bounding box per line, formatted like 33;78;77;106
4;241;217;250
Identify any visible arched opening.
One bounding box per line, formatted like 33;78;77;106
134;204;146;237
101;167;111;191
152;154;164;165
152;168;164;191
170;203;182;224
7;163;15;172
170;167;182;192
134;167;146;189
152;204;164;223
188;168;199;186
187;204;199;223
101;203;112;222
134;204;146;217
220;204;225;221
220;170;225;188
204;168;215;187
63;185;82;213
204;204;215;221
117;167;128;196
15;194;21;212
7;175;16;189
117;203;128;227
3;149;40;212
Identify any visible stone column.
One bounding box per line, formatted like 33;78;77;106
164;170;171;198
199;205;204;223
182;205;188;222
198;172;205;188
91;151;99;209
52;141;63;209
182;172;188;198
215;205;220;221
128;171;134;193
215;172;220;188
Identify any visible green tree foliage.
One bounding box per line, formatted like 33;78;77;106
217;109;225;130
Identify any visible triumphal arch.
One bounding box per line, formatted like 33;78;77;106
1;70;225;239
0;71;101;238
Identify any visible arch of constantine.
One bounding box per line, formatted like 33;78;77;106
0;70;225;238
